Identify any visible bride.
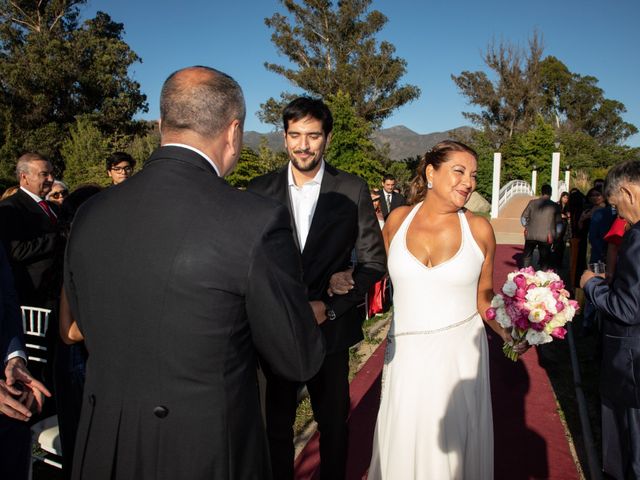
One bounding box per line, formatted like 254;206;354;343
367;140;517;479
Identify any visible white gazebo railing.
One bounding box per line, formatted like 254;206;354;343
497;180;532;211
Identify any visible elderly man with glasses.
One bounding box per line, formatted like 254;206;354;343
581;160;640;480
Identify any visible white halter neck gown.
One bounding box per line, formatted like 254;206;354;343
368;203;494;479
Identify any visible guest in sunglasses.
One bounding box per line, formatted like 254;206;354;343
46;180;69;206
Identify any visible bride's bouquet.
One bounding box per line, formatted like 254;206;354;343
486;267;579;361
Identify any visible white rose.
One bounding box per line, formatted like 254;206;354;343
496;308;512;328
528;308;547;323
526;287;557;312
544;313;566;333
535;270;560;285
491;295;505;309
502;280;517;297
526;329;553;345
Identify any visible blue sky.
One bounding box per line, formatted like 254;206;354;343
83;0;640;147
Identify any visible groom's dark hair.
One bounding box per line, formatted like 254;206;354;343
283;97;333;136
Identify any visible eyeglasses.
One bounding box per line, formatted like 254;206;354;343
50;190;69;199
110;166;133;174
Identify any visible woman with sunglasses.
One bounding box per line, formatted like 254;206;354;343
45;180;69;206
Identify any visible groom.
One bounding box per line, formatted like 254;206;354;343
248;97;386;480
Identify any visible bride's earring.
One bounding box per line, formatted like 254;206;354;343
427;180;433;189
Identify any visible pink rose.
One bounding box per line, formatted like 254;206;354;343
514;274;527;288
515;287;527;300
531;322;545;332
569;300;579;310
551;327;567;339
486;308;496;320
549;280;565;291
555;301;565;312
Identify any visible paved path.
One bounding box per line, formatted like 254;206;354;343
491;194;534;245
294;243;580;480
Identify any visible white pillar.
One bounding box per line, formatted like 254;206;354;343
564;169;570;192
551;152;561;201
490;152;501;219
531;170;537;196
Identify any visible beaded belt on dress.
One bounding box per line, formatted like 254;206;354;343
388;311;478;339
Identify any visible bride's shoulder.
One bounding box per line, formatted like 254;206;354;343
382;205;413;243
464;210;495;248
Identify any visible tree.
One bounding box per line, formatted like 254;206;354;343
540;57;637;145
0;0;148;176
452;34;637;150
325;91;383;188
226;147;266;188
451;32;544;146
260;0;420;129
60;116;111;188
505;116;555;186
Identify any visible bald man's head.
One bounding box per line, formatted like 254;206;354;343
159;66;245;140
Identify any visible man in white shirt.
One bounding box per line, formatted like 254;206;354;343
378;174;406;220
248;97;386;480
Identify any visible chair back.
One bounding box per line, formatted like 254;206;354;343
21;306;52;364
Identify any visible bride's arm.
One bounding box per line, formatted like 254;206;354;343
469;214;511;343
59;287;84;344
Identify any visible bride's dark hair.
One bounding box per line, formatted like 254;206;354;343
407;140;478;205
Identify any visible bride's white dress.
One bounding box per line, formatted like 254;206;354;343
368;203;493;479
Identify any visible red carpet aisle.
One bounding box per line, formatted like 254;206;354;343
294;244;579;479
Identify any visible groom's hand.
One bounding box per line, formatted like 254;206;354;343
309;301;327;325
327;268;354;297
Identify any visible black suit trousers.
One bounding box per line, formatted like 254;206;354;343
0;415;31;480
264;349;350;480
522;240;553;271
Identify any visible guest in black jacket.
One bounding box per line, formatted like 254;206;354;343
1;244;51;480
581;159;640;480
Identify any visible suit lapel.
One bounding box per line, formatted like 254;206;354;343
302;164;339;256
275;167;301;252
17;189;53;225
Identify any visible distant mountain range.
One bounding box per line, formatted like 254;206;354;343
242;125;475;161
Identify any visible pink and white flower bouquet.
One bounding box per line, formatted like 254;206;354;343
486;267;579;361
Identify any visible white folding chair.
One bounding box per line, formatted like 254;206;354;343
20;306;51;364
20;306;63;476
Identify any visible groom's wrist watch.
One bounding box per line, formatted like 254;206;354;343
324;303;337;321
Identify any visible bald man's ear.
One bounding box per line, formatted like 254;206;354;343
227;119;242;156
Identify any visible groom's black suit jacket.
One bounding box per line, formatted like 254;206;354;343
64;146;325;480
248;163;386;353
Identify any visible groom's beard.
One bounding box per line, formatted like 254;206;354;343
290;149;322;173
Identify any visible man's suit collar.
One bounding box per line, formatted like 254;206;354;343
146;145;220;177
276;161;341;255
19;186;44;203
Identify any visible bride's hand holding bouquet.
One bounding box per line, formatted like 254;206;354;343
486;267;579;361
